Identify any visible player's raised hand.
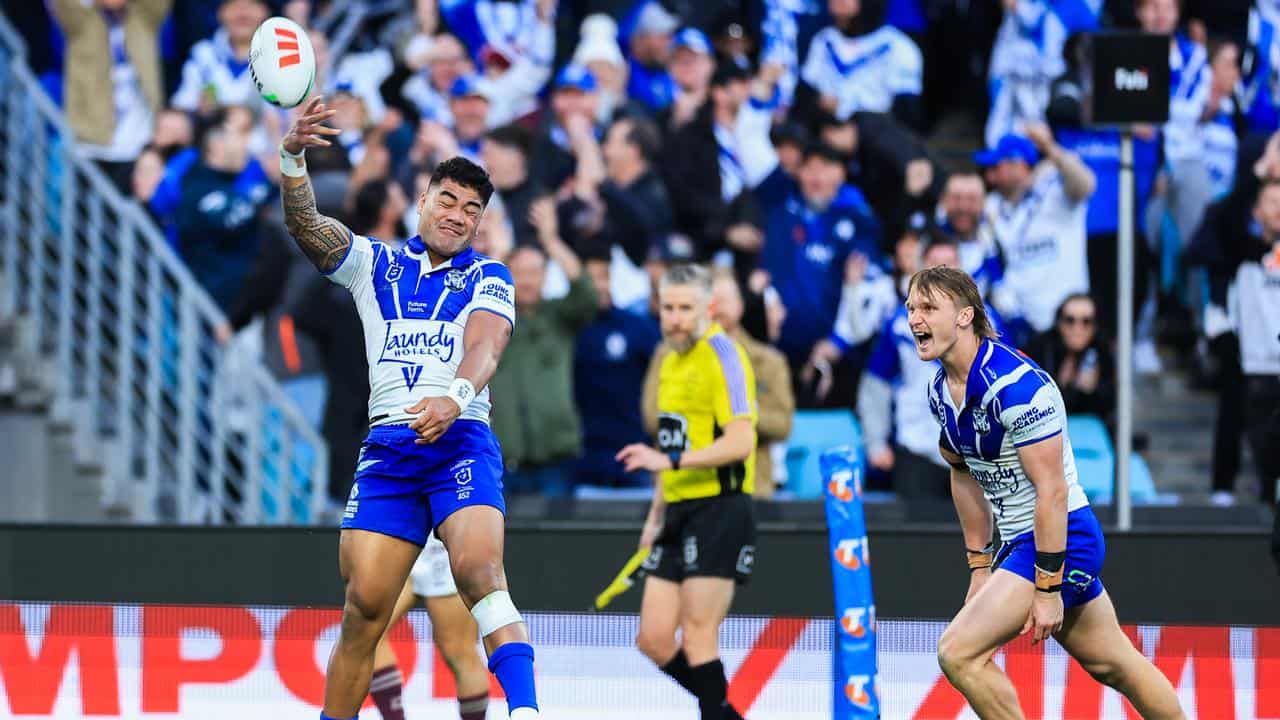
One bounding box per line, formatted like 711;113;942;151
281;96;341;155
405;396;462;445
1023;590;1064;644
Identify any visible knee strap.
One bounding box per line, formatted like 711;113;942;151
471;590;524;637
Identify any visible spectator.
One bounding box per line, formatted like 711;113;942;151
1219;179;1280;506
978;127;1094;340
152;107;195;154
175;117;273;314
401;34;476;126
52;0;171;192
349;178;410;243
755;141;884;406
487;198;598;495
799;0;924;129
470;193;515;262
935;172;1003;297
441;0;556;125
658;28;716;133
984;0;1068;147
814;111;940;231
574;256;662;489
531;64;603;191
625;0;681;111
596;115;673;276
1140;0;1215;256
171;0;269;113
572;14;630;124
1025;294;1116;421
770;122;811;179
1203;37;1243;200
482;124;546;247
662;61;780;262
151;106;273;247
857;236;972;500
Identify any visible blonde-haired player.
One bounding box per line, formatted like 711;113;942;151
907;266;1184;719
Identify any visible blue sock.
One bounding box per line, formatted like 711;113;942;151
488;641;538;711
319;714;355;720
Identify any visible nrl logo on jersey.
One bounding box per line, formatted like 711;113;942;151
444;268;468;292
972;406;990;435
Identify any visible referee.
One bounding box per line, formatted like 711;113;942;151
617;264;757;720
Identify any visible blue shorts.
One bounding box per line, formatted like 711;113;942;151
340;420;506;546
993;505;1106;609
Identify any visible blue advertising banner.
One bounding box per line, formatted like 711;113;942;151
822;445;880;719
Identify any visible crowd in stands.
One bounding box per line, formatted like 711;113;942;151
10;0;1279;515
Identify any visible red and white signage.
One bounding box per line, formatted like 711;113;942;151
0;603;1276;719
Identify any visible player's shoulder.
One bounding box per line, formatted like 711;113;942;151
979;341;1054;410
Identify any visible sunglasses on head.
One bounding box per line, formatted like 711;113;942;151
1060;314;1094;327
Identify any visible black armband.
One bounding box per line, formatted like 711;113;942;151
1034;551;1066;575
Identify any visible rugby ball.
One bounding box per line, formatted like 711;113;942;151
248;17;316;108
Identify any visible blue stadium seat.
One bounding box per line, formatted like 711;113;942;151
1067;414;1160;505
784;410;863;499
1067;415;1114;502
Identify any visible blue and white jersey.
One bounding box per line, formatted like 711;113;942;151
984;0;1067;146
326;234;516;427
1202;96;1239;200
800;25;922;120
928;340;1089;538
984;166;1089;331
1165;34;1212;163
170;29;260;112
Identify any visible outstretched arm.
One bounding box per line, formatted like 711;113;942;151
279;97;350;273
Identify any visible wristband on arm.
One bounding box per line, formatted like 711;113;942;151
1034;550;1065;593
279;145;306;178
966;542;995;572
446;378;476;413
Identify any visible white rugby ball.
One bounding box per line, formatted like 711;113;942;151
248;17;316;108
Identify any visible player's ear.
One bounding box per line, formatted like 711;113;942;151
956;304;975;330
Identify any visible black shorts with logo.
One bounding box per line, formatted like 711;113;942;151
642;493;757;585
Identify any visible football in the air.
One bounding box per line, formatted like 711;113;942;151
248;17;316;108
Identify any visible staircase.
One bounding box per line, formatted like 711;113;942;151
0;14;328;524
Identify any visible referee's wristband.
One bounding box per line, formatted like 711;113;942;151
445;378;476;414
279;144;306;178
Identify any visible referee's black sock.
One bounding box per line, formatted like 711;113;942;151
659;648;697;694
688;658;744;720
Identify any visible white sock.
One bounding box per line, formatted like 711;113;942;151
510;707;539;719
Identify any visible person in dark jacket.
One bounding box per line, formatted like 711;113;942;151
755;142;884;388
176;119;273;314
1025;294;1116;421
573;256;661;488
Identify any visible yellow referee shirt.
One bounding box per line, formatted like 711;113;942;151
655;323;758;503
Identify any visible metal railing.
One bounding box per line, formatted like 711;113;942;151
0;14;328;524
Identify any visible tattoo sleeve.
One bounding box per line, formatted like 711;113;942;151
281;174;353;273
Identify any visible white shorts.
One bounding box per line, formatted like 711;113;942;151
409;532;457;598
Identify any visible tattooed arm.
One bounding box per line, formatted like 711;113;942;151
279;97;350;273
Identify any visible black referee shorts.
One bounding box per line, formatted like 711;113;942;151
642;493;757;585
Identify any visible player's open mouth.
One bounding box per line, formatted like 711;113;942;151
913;331;932;349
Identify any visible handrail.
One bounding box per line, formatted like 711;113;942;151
0;13;329;525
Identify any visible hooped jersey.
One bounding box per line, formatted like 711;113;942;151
655;323;758;503
928;339;1088;538
326;233;516;426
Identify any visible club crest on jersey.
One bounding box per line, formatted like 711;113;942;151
972;406;990;435
445;269;468;292
385;257;404;282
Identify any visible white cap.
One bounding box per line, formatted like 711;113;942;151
634;1;679;36
573;14;625;68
